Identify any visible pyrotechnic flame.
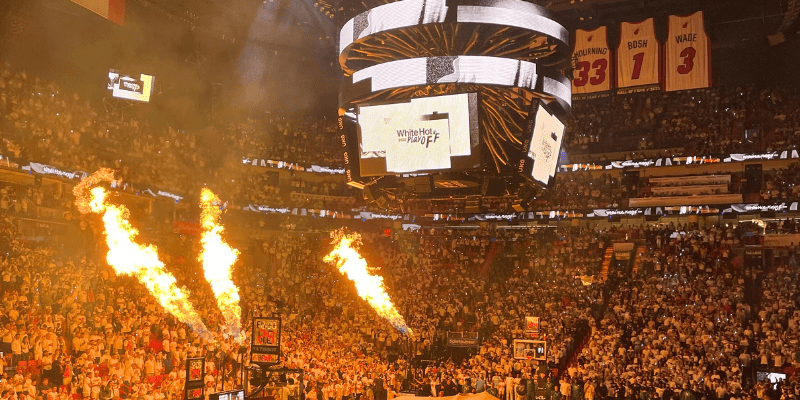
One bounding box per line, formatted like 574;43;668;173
324;230;414;337
74;170;215;342
74;168;117;214
198;188;244;343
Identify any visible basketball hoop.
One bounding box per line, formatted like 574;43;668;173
524;348;536;361
514;340;545;361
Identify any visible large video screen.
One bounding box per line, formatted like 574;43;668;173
356;93;480;176
518;101;565;186
108;69;154;102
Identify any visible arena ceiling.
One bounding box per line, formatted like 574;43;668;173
133;0;788;56
130;0;337;48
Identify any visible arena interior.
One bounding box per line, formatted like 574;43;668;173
1;0;800;400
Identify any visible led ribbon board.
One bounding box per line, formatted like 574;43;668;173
339;0;569;62
341;56;571;114
353;56;538;91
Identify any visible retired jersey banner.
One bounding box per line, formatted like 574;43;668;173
617;18;660;93
572;26;612;97
665;11;711;92
251;317;281;364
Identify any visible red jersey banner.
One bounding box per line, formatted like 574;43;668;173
572;26;612;97
617;18;660;93
665;11;711;91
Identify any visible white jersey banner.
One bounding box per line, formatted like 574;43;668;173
617;18;660;93
572;26;612;96
665;11;711;91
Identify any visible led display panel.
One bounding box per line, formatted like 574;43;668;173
356;93;480;176
517;101;565;187
352;56;537;93
108;69;154;102
339;0;568;56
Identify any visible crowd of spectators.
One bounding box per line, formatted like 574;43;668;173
565;88;800;161
7;66;800;197
760;164;800;202
402;173;623;215
0;204;618;400
395;162;800;213
6;61;800;217
4;176;800;400
5;60;800;400
529;173;622;211
0;62;344;211
765;219;800;235
0;183;65;216
0;63;206;197
570;224;753;399
757;260;800;374
223;117;341;168
231;170;357;212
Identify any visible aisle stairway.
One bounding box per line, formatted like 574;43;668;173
559;320;590;376
599;247;614;280
479;243;501;275
632;246;647;274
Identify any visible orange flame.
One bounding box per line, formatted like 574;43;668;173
199;188;244;343
324;230;414;337
74;168;117;214
74;171;215;342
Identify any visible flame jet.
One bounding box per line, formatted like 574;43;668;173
198;188;244;343
324;230;414;337
74;169;215;342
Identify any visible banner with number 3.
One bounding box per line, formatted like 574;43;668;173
665;11;711;91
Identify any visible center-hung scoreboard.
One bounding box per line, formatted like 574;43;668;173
336;0;574;189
